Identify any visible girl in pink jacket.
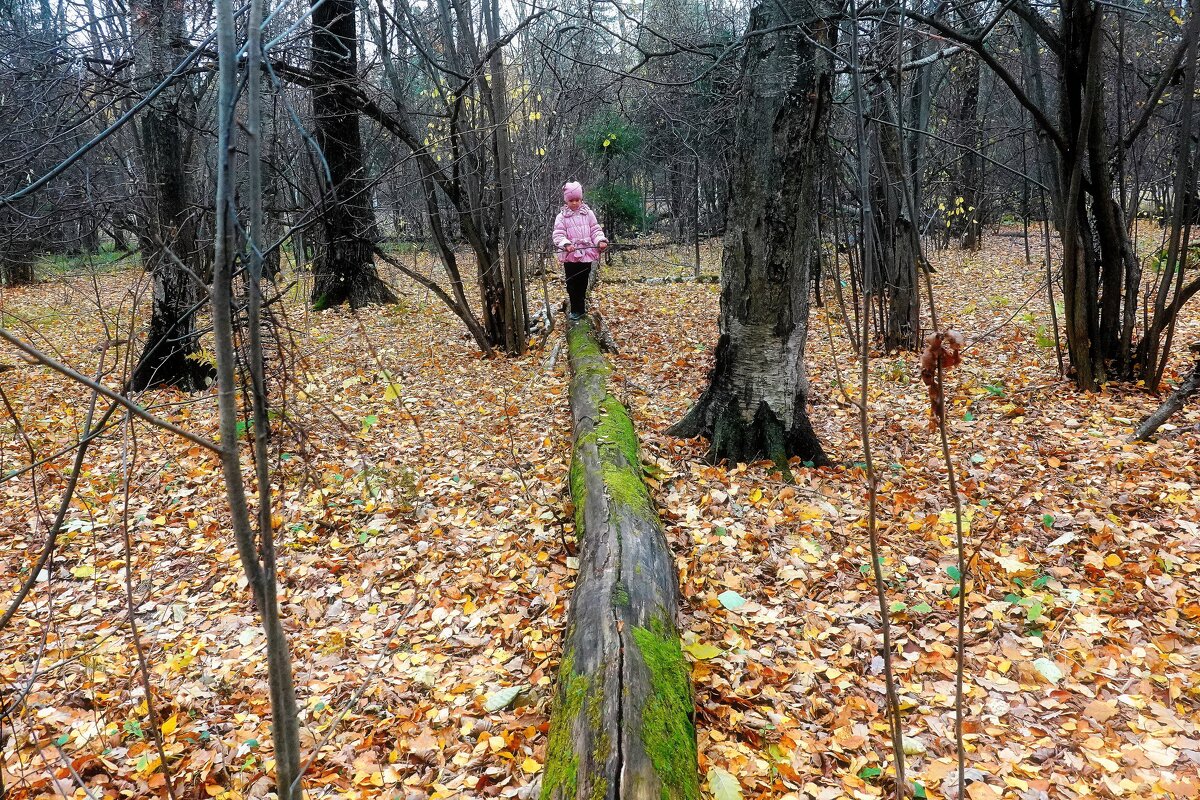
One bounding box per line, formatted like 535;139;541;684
553;181;608;320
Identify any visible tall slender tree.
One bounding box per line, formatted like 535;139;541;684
671;0;833;467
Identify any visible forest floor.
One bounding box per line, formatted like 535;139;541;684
2;229;1199;800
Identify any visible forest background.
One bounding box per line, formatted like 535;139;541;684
1;0;1199;797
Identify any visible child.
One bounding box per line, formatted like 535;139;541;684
553;181;608;320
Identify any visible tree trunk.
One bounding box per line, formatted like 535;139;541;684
957;55;982;250
544;319;698;800
1058;0;1105;390
870;78;921;351
483;0;527;354
310;0;397;310
127;0;213;393
669;0;833;468
0;245;36;286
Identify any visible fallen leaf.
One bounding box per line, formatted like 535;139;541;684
707;767;742;800
684;641;722;660
717;590;746;610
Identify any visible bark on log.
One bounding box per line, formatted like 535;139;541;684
542;318;698;800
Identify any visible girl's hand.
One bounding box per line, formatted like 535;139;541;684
564;243;575;253
598;241;608;252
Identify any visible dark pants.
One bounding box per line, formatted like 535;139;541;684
565;261;592;315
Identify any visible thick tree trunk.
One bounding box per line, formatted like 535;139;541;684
310;0;396;310
127;0;213;393
669;0;832;468
483;0;527;355
543;319;697;800
1058;1;1105;390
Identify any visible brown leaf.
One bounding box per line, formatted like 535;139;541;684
1082;698;1118;723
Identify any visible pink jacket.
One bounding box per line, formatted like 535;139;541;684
553;203;607;263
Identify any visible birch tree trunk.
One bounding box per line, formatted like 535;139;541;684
670;0;833;468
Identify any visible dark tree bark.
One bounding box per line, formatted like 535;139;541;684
670;0;832;468
869;59;921;351
310;0;396;310
127;0;214;393
1057;1;1106;390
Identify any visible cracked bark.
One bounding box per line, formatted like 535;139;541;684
669;0;832;468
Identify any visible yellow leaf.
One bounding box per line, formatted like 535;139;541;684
796;504;823;520
748;488;763;503
463;599;477;615
70;564;95;578
161;714;178;736
383;382;402;402
1104;553;1122;568
522;758;542;774
684;641;722;660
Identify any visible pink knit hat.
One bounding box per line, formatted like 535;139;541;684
563;181;583;201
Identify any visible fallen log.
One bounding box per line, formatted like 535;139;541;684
542;318;698;800
604;274;720;285
1134;346;1200;440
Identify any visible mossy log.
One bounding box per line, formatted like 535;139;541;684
542;318;699;800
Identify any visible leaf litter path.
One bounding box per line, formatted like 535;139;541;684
1;235;1198;800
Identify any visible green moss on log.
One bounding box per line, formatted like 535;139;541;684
631;616;699;800
600;464;654;519
598;395;640;467
542;652;587;800
569;324;658;531
595;393;654;520
587;688;611;775
568;321;611;381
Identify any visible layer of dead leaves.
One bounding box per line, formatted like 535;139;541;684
2;232;1198;800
